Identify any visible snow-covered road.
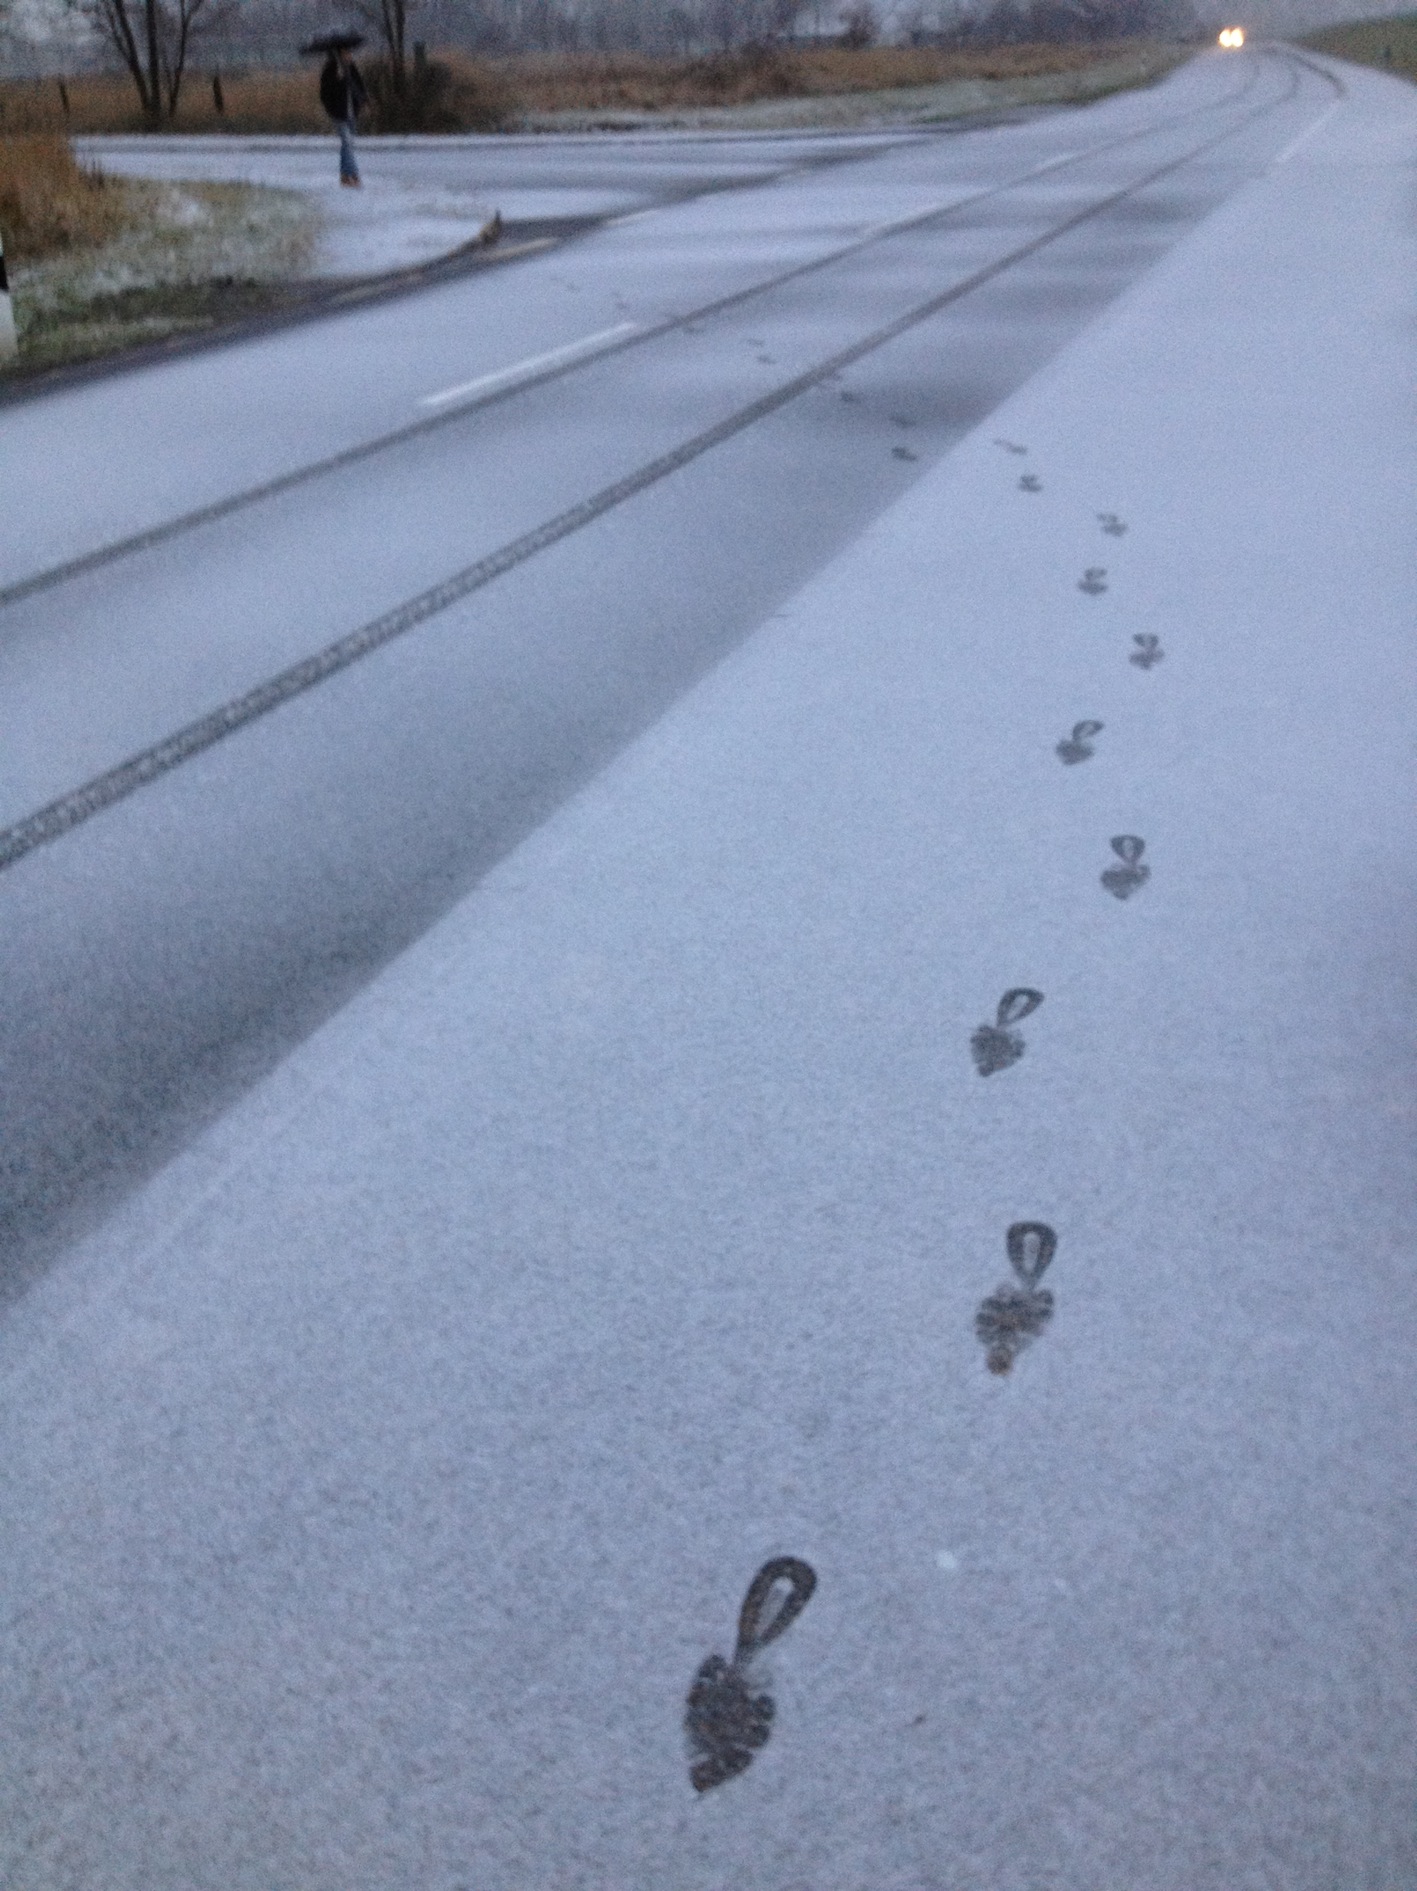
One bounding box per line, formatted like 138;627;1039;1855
1;46;1413;1889
0;46;1324;1276
74;123;899;278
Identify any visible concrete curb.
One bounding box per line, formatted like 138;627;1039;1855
0;214;582;409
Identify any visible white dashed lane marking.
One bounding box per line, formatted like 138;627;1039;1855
418;322;642;409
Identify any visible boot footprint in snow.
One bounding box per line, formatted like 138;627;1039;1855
685;1558;816;1793
970;988;1044;1075
975;1222;1057;1375
1101;835;1149;900
1056;719;1103;764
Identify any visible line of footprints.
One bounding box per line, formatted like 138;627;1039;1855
685;439;1160;1792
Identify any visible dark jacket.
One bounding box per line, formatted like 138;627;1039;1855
319;55;366;123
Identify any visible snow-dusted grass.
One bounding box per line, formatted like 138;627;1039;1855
512;42;1188;130
6;177;316;372
502;39;1187;111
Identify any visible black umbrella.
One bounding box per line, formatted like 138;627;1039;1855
300;30;365;52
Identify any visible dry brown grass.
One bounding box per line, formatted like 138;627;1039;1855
0;55;512;134
0;70;328;135
502;40;1173;113
0;40;1179;137
0;133;137;263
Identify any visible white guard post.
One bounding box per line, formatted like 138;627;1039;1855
0;230;17;361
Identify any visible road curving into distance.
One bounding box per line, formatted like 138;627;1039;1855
0;48;1335;1297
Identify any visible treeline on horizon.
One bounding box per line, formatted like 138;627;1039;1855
929;0;1199;47
4;0;1202;80
394;0;1202;55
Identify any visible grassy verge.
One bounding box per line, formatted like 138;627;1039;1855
514;42;1188;130
0;58;513;134
0;131;133;258
0;40;1191;135
1300;11;1417;83
500;39;1184;112
1;136;316;378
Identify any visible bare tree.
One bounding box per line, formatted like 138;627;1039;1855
65;0;220;121
351;0;414;87
697;0;807;50
838;0;877;44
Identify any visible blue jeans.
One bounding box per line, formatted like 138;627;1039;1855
337;118;359;182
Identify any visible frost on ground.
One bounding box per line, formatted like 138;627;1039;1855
7;179;317;372
519;44;1184;131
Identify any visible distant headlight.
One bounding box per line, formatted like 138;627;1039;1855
1218;26;1245;46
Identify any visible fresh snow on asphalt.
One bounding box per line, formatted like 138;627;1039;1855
3;51;1414;1891
75;126;911;278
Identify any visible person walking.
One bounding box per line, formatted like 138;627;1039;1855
318;43;367;188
